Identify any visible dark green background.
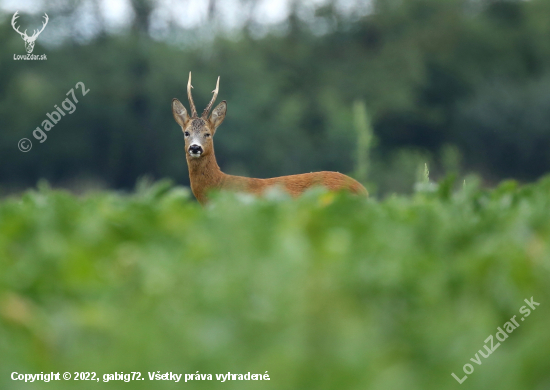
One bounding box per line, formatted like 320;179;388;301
2;0;550;196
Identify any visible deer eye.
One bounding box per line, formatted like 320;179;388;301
205;133;211;138
184;131;190;137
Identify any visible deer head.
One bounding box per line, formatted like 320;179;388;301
12;11;49;54
172;73;227;159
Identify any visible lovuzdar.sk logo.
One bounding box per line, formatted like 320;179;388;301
12;11;48;60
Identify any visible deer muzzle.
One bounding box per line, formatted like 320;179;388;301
188;144;203;157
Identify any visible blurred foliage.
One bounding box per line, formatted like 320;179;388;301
352;100;374;186
2;0;550;196
1;177;550;389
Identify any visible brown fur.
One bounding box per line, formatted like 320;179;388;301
186;146;368;204
172;75;368;205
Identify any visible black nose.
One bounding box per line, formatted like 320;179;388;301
189;144;203;154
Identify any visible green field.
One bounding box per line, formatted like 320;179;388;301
1;177;549;389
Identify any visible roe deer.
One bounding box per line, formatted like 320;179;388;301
172;73;368;204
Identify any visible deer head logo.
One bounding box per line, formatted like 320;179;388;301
11;11;49;54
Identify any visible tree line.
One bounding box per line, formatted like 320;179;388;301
2;0;550;195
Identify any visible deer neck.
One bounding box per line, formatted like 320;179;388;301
186;147;226;203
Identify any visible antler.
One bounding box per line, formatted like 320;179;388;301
202;76;220;119
187;72;198;118
30;13;48;39
11;11;28;38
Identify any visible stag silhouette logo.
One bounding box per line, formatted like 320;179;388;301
11;11;48;54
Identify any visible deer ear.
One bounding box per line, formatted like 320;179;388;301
172;98;189;127
209;101;227;131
